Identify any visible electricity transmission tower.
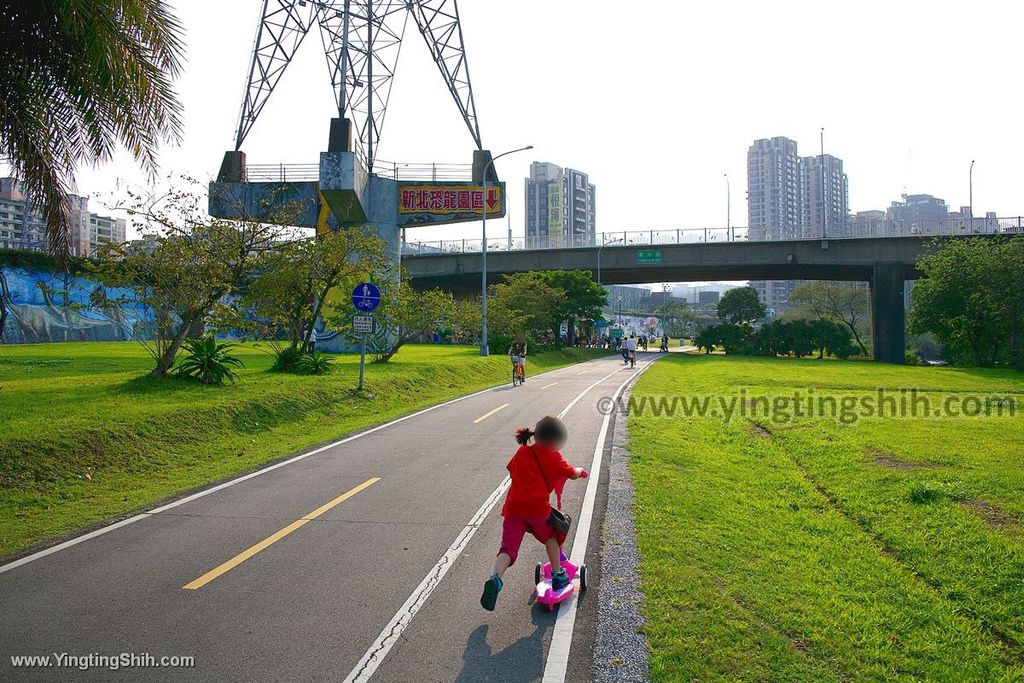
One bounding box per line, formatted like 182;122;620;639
232;0;482;170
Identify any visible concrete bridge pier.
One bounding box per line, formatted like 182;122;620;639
870;262;906;364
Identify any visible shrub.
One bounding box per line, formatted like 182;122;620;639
175;337;244;385
272;346;305;372
293;351;334;375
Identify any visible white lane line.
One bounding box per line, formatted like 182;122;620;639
541;357;659;683
0;358;613;576
540;382;559;390
473;403;509;424
342;362;632;683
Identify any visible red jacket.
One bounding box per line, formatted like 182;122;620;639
501;443;576;518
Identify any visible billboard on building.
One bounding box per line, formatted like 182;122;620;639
547;181;563;234
397;182;505;226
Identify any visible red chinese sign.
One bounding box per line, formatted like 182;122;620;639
398;184;503;216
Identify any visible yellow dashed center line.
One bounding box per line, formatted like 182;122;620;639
473;403;510;424
182;477;381;590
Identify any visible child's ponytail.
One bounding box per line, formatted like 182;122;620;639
515;427;534;445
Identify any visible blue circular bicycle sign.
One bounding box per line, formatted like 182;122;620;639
352;282;381;312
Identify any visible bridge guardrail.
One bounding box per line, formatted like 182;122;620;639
401;218;1024;256
241;160;474;183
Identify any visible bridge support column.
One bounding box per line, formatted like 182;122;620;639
870;263;906;364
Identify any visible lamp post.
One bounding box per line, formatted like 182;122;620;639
969;159;975;232
596;236;623;286
724;172;731;239
480;145;533;356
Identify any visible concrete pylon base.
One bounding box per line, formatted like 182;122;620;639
870;262;906;363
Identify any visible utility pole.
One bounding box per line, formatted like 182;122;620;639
480;145;532;356
724;172;731;237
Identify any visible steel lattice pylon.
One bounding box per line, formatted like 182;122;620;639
234;0;482;170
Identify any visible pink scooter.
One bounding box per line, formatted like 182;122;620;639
533;476;589;610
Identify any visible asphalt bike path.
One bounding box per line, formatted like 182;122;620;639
0;352;658;682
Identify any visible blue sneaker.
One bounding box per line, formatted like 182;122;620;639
551;567;570;591
480;574;503;611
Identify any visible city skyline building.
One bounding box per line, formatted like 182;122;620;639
525;161;596;248
0;178;126;256
747;136;849;311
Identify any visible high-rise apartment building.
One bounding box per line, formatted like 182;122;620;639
525;162;596;248
0;178;125;256
747;137;804;241
748;137;849;311
801;154;849;238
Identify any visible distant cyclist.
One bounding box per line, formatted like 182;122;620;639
625;334;637;366
509;339;527;383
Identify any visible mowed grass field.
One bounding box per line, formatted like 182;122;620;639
628;354;1024;682
0;342;605;557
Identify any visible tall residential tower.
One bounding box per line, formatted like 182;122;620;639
747;137;849;311
525;162;596;248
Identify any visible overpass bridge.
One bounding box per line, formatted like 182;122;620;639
401;226;1020;364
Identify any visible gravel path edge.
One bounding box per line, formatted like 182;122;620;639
592;380;651;683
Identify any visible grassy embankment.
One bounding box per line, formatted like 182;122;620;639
628;354;1024;682
0;342;605;556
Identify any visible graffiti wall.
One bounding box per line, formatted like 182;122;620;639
0;267;148;344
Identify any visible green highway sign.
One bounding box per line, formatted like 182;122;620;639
636;249;663;264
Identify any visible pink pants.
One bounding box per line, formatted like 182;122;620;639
498;514;567;567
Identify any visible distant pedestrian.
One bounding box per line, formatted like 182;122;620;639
480;416;588;611
307;326;318;354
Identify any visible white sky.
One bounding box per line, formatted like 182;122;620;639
16;0;1024;247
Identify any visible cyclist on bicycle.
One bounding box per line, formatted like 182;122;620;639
625;334;637;366
509;339;527;382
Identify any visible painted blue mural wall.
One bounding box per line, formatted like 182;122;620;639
0;267;149;344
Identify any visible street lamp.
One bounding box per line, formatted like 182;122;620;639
596;235;623;286
724;172;731;238
480;145;533;356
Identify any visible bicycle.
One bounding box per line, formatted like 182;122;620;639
511;357;525;386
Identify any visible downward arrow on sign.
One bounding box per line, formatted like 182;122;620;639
486;188;500;211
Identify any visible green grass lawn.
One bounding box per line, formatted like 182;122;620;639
628;354;1024;682
0;341;605;557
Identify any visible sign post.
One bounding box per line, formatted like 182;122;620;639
352;283;381;391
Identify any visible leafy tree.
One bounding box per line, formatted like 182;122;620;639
486;272;563;350
700;323;750;354
788;281;871;355
717;286;766;325
751;321;788;357
89;181;300;377
995;238;1024;371
240;228;388;359
1;0;184;254
538;270;607;346
783;319;816;357
654;300;697;338
364;278;457;362
909;237;1023;368
694;326;717;354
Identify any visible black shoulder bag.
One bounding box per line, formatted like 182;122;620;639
529;447;572;533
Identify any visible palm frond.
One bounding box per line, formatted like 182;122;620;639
0;0;185;258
